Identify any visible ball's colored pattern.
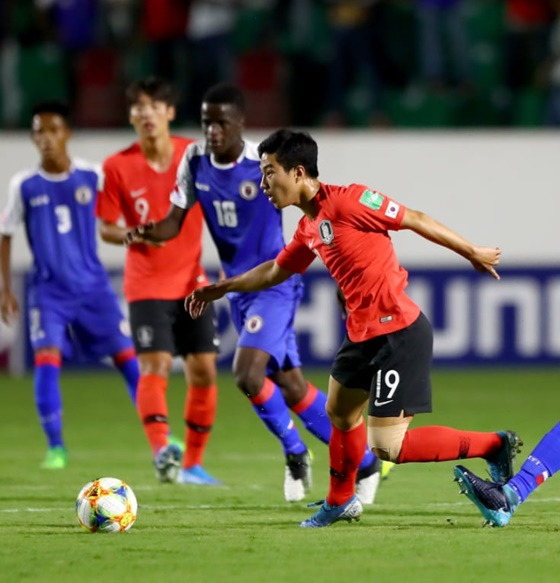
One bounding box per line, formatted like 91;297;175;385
76;477;137;533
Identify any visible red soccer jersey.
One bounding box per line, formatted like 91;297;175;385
276;183;420;342
96;136;208;302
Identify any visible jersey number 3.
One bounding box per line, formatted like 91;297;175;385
54;205;72;234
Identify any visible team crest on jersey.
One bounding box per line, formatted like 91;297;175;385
318;220;335;245
239;180;258;200
137;326;154;348
245;315;264;333
75;186;93;205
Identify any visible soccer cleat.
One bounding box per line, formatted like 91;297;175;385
40;446;67;469
485;430;523;484
454;464;520;527
355;458;382;505
300;495;363;528
177;465;222;485
167;434;185;454
284;450;312;502
381;460;395;480
154;443;182;483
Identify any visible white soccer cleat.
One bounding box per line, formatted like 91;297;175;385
356;468;381;506
355;457;394;505
284;450;312;502
154;443;182;483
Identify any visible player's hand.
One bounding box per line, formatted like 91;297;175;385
185;285;226;319
469;246;501;280
0;291;19;325
124;220;156;246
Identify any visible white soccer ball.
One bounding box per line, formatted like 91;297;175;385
75;477;137;533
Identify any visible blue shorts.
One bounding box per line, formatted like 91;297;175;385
228;283;303;375
27;280;134;360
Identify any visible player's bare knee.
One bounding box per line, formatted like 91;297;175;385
324;400;337;422
233;368;265;398
324;401;350;428
189;369;216;387
273;369;307;407
139;353;172;377
368;423;407;463
185;352;217;387
186;360;217;387
276;381;306;407
327;408;361;431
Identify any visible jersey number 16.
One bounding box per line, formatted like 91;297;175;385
213;200;238;228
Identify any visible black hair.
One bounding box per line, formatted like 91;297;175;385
125;76;178;108
202;83;245;114
258;129;319;178
31;100;71;126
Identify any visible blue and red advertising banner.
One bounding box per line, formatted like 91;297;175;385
17;266;560;370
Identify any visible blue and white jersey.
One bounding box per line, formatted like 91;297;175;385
0;159;109;294
171;140;293;281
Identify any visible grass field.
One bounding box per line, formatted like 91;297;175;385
1;368;560;583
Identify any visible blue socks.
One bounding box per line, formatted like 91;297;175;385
113;350;140;404
509;422;560;503
250;379;307;456
291;383;331;444
34;357;63;448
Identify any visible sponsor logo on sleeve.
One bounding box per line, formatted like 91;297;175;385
359;189;384;211
385;202;400;219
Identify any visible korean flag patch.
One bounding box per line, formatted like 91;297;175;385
385;201;400;219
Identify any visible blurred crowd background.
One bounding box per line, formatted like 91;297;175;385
1;0;560;130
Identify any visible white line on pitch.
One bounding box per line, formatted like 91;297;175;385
3;497;560;514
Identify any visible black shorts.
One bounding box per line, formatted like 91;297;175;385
129;299;219;357
331;312;433;417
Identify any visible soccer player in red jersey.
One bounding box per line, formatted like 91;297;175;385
96;78;220;485
186;128;523;526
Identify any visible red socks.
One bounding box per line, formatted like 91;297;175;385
326;423;367;506
183;384;218;469
136;374;168;456
397;426;502;463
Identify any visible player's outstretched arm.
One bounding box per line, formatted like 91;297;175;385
401;208;501;280
99;219;164;247
124;204;186;245
0;235;19;324
186;260;294;318
99;219;132;246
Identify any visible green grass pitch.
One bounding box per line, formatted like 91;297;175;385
1;368;560;582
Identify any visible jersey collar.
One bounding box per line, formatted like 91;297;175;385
209;142;246;170
37;161;74;182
